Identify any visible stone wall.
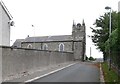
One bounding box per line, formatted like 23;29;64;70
22;41;73;52
73;41;83;60
1;46;73;81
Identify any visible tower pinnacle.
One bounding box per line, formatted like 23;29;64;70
82;19;85;26
73;20;76;26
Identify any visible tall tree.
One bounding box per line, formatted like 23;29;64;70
91;11;118;61
117;12;120;73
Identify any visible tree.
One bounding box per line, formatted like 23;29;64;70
91;11;118;61
85;56;88;60
105;29;118;64
117;12;120;70
89;56;95;61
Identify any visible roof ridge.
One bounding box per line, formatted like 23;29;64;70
28;35;71;38
24;35;74;42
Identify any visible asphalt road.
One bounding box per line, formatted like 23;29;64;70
32;62;100;82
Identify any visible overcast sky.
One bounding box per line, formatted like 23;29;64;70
2;0;120;58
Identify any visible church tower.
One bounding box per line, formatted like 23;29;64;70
72;20;86;61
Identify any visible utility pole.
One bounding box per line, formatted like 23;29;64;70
90;47;91;57
105;6;112;71
32;25;35;49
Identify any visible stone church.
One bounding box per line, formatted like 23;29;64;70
13;20;86;60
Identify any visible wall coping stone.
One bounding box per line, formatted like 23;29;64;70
0;46;73;54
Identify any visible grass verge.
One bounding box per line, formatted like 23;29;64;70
101;62;120;83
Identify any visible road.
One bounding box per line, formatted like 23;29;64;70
32;62;100;82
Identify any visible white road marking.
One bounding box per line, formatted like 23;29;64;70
25;62;77;83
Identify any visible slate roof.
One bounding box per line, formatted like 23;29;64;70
12;39;24;47
0;1;13;20
23;35;83;43
23;35;74;43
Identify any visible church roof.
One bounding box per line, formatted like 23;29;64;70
23;35;74;43
0;1;13;20
12;39;24;47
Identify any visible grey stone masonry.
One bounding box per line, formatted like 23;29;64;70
1;46;73;82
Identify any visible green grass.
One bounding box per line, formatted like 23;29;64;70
101;62;120;82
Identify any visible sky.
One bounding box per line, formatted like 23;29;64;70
2;0;120;58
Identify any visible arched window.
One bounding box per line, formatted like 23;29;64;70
59;43;64;51
27;44;32;49
43;44;48;50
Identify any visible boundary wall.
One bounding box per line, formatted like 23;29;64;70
0;46;73;81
